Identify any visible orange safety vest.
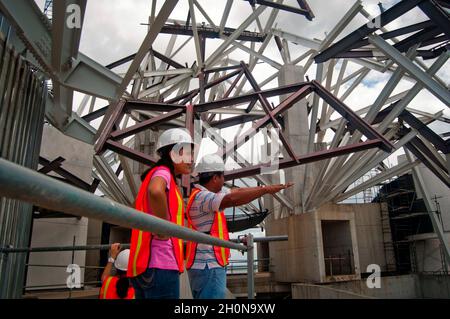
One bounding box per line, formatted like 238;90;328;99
127;166;185;277
185;188;230;269
99;276;135;299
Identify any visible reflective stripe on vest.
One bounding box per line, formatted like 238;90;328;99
99;276;135;299
186;188;230;269
127;166;185;278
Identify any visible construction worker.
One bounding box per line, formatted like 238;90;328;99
99;243;135;299
128;128;195;299
186;154;293;299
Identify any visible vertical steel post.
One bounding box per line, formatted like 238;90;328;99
68;236;76;299
246;233;255;299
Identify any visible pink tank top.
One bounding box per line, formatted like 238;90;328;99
147;167;179;271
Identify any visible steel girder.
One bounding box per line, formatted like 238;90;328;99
314;0;449;63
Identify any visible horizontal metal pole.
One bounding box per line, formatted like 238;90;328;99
0;158;246;252
2;236;286;253
225;140;384;180
0;244;131;254
24;281;101;289
230;235;288;243
26;264;104;269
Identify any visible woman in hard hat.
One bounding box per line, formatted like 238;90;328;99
127;128;195;299
99;243;135;299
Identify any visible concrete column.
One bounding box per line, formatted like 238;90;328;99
278;64;310;213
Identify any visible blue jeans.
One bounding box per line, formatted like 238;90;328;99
130;268;180;299
188;266;227;299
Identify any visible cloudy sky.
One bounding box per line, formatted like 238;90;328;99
34;0;449;166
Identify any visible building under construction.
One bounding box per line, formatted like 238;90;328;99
0;0;449;299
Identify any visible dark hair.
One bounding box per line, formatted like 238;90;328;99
140;144;176;181
199;171;224;186
115;269;130;299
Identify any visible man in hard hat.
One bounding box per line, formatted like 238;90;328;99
100;243;135;299
185;154;293;299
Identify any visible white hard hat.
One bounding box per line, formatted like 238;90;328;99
114;249;130;272
156;128;194;153
195;154;225;174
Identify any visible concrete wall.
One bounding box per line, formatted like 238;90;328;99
294;274;450;299
266;203;364;283
418;274;450;298
292;283;372;299
26;218;89;290
293;275;420;299
266;203;390;283
84;219;103;283
410;234;450;272
40;125;93;184
265;210;321;283
329;274;420;298
26;125;94;290
353;203;388;273
416;163;450;232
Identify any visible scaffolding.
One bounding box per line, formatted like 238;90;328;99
375;173;434;273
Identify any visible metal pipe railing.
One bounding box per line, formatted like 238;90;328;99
26;264;104;269
24;281;102;290
0;236;287;253
231;235;288;243
0;244;131;254
0;158;290;299
0;158;246;252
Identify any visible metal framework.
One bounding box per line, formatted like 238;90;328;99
0;0;449;298
0;0;447;219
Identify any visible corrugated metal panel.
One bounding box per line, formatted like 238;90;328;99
0;32;47;298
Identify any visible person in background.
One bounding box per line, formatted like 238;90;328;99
186;154;293;299
128;128;195;299
99;243;135;299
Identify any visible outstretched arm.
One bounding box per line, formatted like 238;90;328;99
219;183;293;210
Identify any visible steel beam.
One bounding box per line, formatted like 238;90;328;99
312;81;394;152
225;140;384;180
94;100;126;154
110;109;184;141
368;35;450;107
105;140;157;166
335;159;420;202
159;24;265;42
406;139;449;187
400;109;449;154
314;0;423;63
38;156;65;174
206;5;266;66
418;0;450;39
116;0;179;98
39;157;91;190
201;120;294;210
